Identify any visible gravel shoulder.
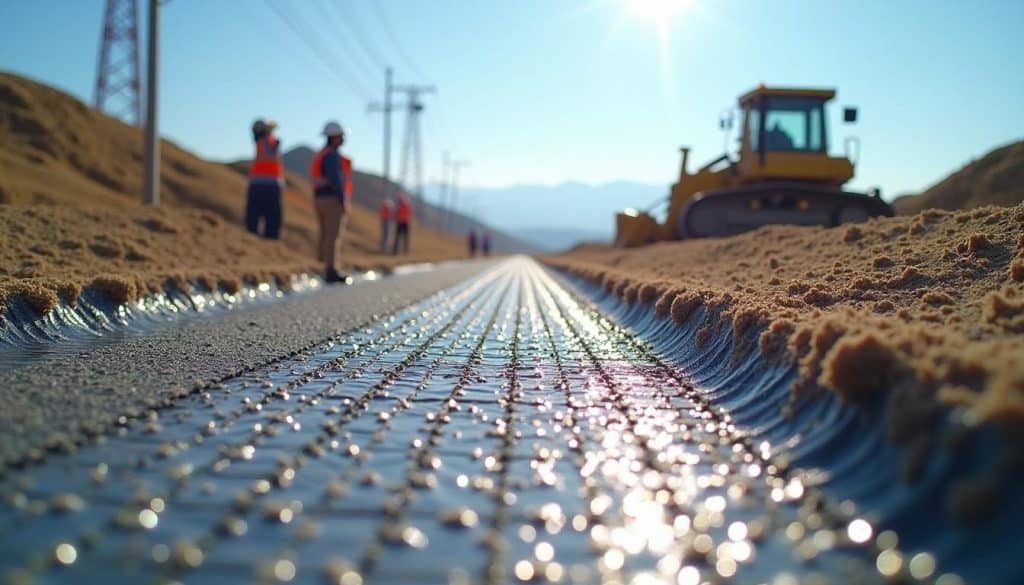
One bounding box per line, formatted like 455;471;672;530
0;261;492;465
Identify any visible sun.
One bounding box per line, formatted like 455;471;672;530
624;0;693;29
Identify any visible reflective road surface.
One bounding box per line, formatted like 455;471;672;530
0;258;943;584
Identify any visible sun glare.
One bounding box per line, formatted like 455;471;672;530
616;0;690;130
624;0;692;29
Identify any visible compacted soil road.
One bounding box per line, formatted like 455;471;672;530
0;258;912;584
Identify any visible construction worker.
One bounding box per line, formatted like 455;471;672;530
310;121;352;284
393;192;412;255
467;229;478;257
379;198;394;254
482;231;493;256
246;119;284;239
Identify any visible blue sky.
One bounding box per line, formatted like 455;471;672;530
2;0;1022;211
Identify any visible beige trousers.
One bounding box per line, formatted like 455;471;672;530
315;197;346;271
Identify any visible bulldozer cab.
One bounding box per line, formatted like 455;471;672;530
736;87;854;186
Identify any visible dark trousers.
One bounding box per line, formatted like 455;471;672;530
392;222;410;255
245;182;282;239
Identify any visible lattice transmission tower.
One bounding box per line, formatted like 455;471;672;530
395;85;435;205
94;0;142;125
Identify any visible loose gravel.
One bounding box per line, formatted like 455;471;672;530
0;262;490;466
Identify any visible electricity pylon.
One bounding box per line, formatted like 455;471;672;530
94;0;142;125
395;85;435;210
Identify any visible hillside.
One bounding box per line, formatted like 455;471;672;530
893;139;1024;214
0;72;467;269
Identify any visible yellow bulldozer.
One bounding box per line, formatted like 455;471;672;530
615;86;893;246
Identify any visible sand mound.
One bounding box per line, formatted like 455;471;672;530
893;140;1024;214
0;204;317;315
0;72;467;267
546;205;1024;495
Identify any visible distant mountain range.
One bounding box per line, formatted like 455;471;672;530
437;180;670;239
510;227;611;252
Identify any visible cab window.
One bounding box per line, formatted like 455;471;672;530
762;96;825;153
746;106;761;151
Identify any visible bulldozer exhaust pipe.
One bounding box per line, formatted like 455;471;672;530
678;147;691;180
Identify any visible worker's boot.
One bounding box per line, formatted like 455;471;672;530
325;268;350;285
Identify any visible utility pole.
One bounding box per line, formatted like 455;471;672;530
142;0;159;205
449;159;470;232
393;84;435;214
367;67;395;201
95;0;142;125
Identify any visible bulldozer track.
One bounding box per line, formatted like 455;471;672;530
0;258;891;584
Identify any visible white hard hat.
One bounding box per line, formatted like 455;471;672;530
322;121;344;137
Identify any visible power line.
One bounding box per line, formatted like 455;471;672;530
325;0;390;71
286;2;379;98
316;0;383;87
367;2;429;82
263;0;374;102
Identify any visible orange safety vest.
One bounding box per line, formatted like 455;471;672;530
249;135;283;180
342;156;353;198
310;147;352;200
396;198;412;223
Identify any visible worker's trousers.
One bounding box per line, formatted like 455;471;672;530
393;222;410;255
245;182;282;239
315;196;346;272
380;219;392;253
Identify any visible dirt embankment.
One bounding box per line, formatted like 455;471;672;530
0;72;470;316
547;204;1024;513
0;205;317;315
892;139;1024;215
